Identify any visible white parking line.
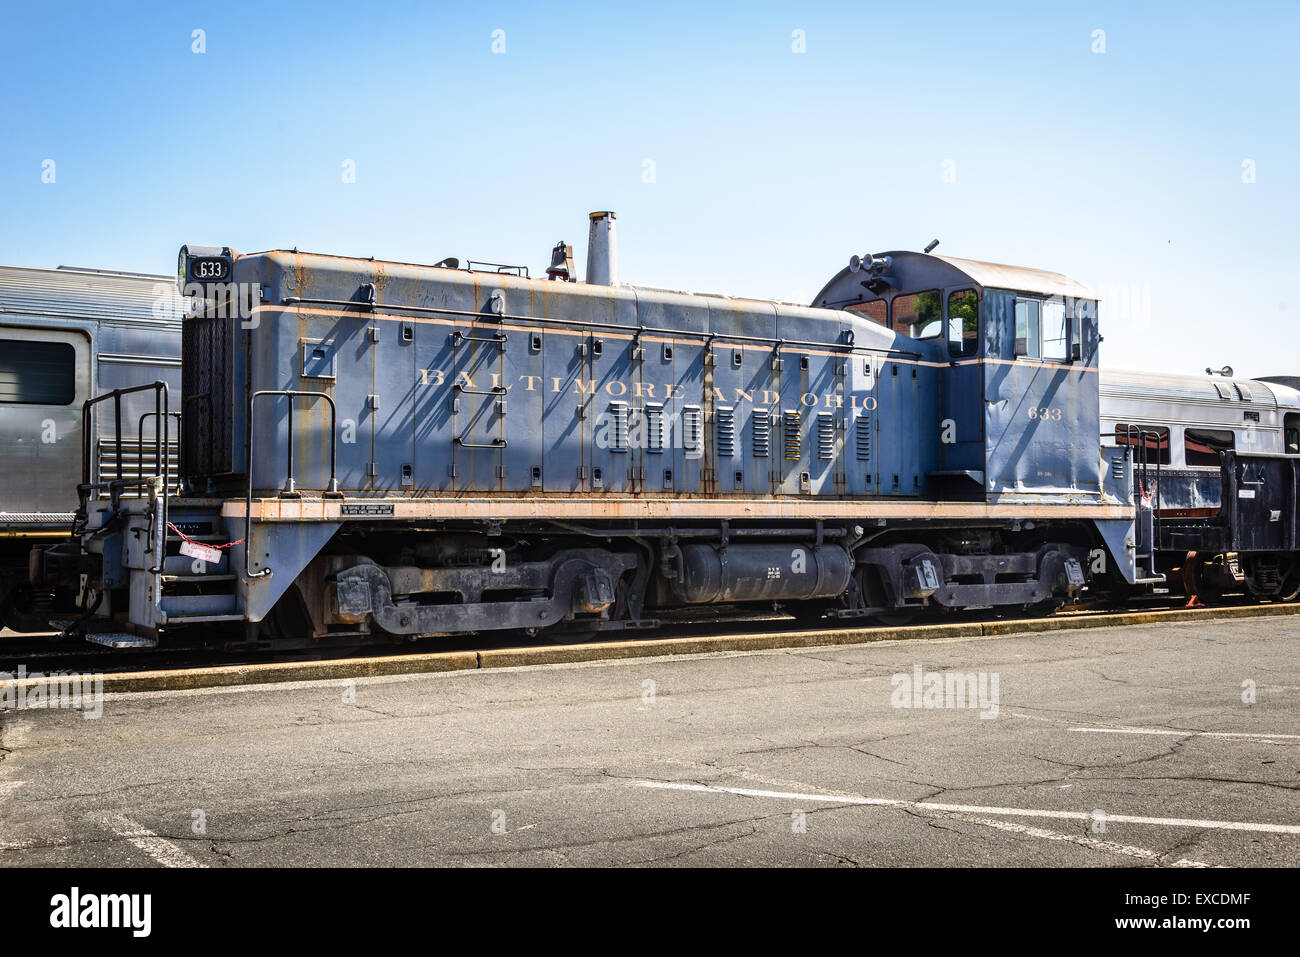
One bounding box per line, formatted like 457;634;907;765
104;815;205;868
1069;726;1300;741
941;814;1214;867
633;780;1300;835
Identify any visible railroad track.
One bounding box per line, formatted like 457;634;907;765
0;594;1286;680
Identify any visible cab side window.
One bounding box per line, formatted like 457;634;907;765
1014;300;1040;358
1016;298;1073;361
1041;300;1068;360
947;289;978;357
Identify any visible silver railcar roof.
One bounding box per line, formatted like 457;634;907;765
1100;368;1300;410
0;263;186;330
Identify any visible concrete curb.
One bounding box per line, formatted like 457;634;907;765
2;603;1298;695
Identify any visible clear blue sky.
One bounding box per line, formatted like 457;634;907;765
2;0;1296;377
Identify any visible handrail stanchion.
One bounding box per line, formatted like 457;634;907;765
78;381;172;574
244;390;339;581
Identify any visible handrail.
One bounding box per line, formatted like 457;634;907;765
244;390;340;580
452;384;508;397
453;330;507;345
270;296;922;359
1110;425;1165;572
80;381;171;574
137;411;182;487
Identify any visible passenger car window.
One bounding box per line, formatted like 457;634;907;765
1115;423;1171;465
892;290;942;339
1014;301;1040;358
1184;428;1235;468
0;339;75;404
947;289;978;357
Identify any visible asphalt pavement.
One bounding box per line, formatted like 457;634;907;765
1;615;1297;866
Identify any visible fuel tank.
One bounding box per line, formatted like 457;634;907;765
668;543;852;604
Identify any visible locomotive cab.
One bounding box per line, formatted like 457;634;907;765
813;251;1105;507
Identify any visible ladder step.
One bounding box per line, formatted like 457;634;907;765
85;632;157;649
161;594;238;616
162;613;244;624
162;554;229;574
161;574;236;583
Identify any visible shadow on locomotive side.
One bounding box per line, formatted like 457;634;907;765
25;212;1300;649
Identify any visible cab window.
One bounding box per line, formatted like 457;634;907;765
892;290;942;339
1014;301;1040;358
947;289;978;357
1042;300;1068;360
847;299;888;326
1067;298;1090;360
1184;428;1235;468
1287;428;1300;455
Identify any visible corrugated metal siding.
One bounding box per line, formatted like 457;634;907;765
0;265;187;332
1100;369;1275;408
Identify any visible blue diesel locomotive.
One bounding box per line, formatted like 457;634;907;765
29;213;1292;649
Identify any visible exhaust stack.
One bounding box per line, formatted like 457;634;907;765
586;211;618;285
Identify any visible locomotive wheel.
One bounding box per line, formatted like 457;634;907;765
1245;573;1300;604
1022;598;1061;618
1281;576;1300;603
1098;577;1136;608
873;609;918;627
789;601;834;626
0;580;53;633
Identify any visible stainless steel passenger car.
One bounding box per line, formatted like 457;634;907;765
1101;369;1300;508
1098;369;1300;598
0;264;184;629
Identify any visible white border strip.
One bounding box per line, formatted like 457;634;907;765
633;780;1300;835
